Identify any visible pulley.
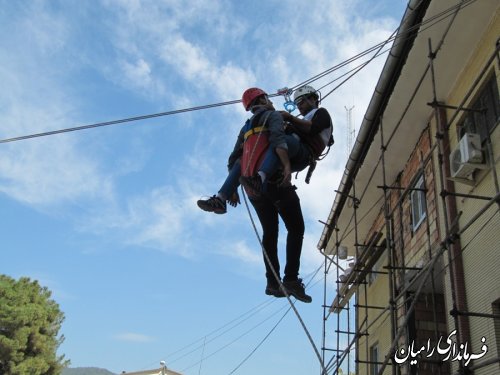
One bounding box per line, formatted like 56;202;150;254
277;87;296;113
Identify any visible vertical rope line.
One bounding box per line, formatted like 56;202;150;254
241;190;327;374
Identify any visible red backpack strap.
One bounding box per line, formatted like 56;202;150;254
240;111;272;178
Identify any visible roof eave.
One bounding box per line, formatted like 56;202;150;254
318;0;432;251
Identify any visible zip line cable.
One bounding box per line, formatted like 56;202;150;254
312;0;478;102
320;28;398;102
0;99;242;144
164;1;481;372
237;107;326;372
290;0;478;93
240;188;328;375
335;0;478;245
0;0;477;146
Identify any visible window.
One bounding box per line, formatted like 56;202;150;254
369;253;385;285
459;72;500;143
370;343;379;375
410;175;426;231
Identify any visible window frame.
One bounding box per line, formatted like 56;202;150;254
458;71;500;144
410;175;427;232
369;253;385;285
370;343;379;375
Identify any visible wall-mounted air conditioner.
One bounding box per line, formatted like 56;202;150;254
449;133;483;179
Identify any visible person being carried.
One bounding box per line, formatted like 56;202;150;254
197;85;333;213
238;90;312;302
197;87;289;214
197;87;315;302
240;84;333;197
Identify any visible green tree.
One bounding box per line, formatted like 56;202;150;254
0;275;69;375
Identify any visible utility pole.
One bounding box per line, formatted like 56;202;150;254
345;106;355;158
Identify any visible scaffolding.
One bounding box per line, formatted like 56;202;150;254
318;8;500;375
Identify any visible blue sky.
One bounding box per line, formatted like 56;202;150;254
0;1;407;374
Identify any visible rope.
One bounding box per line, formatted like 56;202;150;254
291;0;479;99
0;1;478;146
240;188;328;374
226;267;324;374
321;28;398;102
0;99;243;144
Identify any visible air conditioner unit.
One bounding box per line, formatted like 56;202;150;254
449;133;483;179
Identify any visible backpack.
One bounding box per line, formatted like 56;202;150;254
240;110;272;195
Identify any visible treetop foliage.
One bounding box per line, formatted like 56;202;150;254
0;274;69;375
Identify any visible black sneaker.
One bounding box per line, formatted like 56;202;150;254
265;281;285;298
283;279;312;303
197;195;227;214
239;175;263;197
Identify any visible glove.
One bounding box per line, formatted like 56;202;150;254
228;191;240;207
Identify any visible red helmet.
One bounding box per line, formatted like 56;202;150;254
242;87;267;111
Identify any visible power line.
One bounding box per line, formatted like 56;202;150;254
138;298;277;371
309;0;479;104
225;267;325;374
179;302;291;373
0;0;477;146
0;99;242;144
166;301;280;365
227;306;291;375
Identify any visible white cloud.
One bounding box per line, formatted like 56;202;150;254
295;162;344;222
120;58;153;90
0;0;403;266
0;81;114;208
159;34;255;102
127;187;185;249
162;38;209;79
100;0;253;103
0;3;117;209
216;240;262;265
17;2;69;56
78;185;196;257
0;138;113;207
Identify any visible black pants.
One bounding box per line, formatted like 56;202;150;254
250;184;305;284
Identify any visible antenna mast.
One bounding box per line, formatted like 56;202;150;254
345;105;355;158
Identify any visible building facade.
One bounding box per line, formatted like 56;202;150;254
318;1;499;375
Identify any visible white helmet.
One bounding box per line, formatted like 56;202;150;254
293;85;318;103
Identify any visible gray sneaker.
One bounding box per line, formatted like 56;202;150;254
197;195;226;214
283;279;312;303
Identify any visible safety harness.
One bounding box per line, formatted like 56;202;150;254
293;108;334;184
240;110;273;197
